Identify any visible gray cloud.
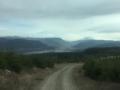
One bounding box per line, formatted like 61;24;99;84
0;0;120;19
0;0;120;40
89;27;120;34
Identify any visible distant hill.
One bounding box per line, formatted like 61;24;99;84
0;37;54;52
0;37;120;53
35;38;69;49
73;39;120;50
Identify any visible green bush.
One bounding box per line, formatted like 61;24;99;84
0;52;55;73
83;57;120;82
0;52;83;73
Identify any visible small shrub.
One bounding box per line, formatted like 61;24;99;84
83;57;120;82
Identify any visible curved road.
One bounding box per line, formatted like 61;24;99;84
39;64;79;90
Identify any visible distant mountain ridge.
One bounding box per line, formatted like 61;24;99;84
74;39;120;50
0;37;54;52
0;37;120;53
34;38;69;49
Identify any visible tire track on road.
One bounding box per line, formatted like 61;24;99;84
39;64;79;90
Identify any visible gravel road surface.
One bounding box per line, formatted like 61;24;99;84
39;64;79;90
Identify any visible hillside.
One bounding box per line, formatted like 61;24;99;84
74;40;120;50
34;38;70;49
0;37;120;53
0;37;54;52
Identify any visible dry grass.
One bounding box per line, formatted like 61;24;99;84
0;63;65;90
0;68;52;90
74;64;120;90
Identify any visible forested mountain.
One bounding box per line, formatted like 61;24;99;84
0;37;54;52
0;37;120;53
34;38;70;49
74;40;120;50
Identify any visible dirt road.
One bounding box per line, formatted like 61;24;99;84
38;64;79;90
34;63;120;90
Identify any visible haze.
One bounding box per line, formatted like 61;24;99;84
0;0;120;41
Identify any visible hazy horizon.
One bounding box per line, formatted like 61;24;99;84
1;36;120;42
0;0;120;41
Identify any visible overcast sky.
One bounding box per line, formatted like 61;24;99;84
0;0;120;41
